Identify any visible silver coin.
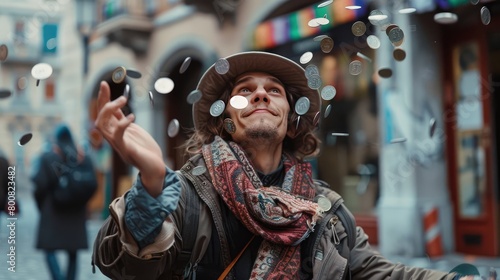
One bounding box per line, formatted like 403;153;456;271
356;52;372;63
434;12;458;24
352;21;367;36
388;27;405;44
349;60;362;76
313;35;329;42
295;97;311;116
378;68;393;78
167;119;180;138
112;66;126;84
126;69;142;79
192;166;207;176
123;84;130;99
149;91;154;106
429;118;437;137
390;137;407;144
318;0;333;8
300;52;314;64
313;111;321;127
307;74;322;90
305;64;320;79
393;48;407;61
187;89;203;104
470;0;480;4
315;17;330;26
320;37;334;53
385;24;399;36
0;89;12;99
296;115;301;130
155;77;175;94
324;104;332;118
210;100;225;117
179;57;192;74
368;10;389;26
18;133;33;146
308;18;320;28
0;44;8;62
321;85;336;101
315;195;332;211
31;63;53;80
331;133;349;137
481;7;491;25
366;35;381;49
215;58;230;75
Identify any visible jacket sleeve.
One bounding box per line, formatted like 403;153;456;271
349;226;458;280
92;170;187;280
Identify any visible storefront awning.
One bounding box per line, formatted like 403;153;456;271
252;0;368;50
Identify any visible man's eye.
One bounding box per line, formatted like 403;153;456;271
270;88;281;94
240;88;251;93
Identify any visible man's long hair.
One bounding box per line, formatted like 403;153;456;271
182;81;321;160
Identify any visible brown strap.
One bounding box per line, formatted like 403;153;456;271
217;235;256;280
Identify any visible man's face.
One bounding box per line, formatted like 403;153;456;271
225;72;290;144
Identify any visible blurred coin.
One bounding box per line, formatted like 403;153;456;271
229;95;248;109
315;195;332;211
321;85;336;101
368;10;389;25
112;66;127;83
313;111;321;127
366;35;381;49
149;91;154;107
481;7;491;25
296;115;301;130
300;51;313;64
215;58;230;75
126;69;142;79
187;89;203;104
378;68;393;78
429;118;437;137
385;24;399;36
0;89;12;99
434;12;458;24
307;74;322;90
349;60;362;76
0;44;8;62
123;84;130;99
308;19;320;28
295;97;310;116
17;77;28;90
315;17;330;26
154;77;175;94
345;5;362;10
320;37;334;53
393;48;407;61
324;104;332;118
305;65;320;79
313;35;328;42
357;52;372;63
167;119;180;138
318;0;333;8
388;27;405;44
470;0;480;4
31;63;53;81
331;133;349;137
192;166;207;176
390;137;407;143
399;8;416;14
352;21;367;36
210;100;225;117
179;57;192;74
18;133;33;146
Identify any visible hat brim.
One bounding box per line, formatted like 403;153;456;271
193;51;321;132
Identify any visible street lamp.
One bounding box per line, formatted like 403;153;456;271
75;0;96;75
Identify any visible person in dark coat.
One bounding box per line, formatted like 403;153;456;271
31;124;91;280
0;148;11;216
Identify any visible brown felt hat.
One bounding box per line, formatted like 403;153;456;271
193;51;321;133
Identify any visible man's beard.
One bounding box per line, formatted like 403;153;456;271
244;120;279;141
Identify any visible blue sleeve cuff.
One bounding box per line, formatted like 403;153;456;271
124;167;182;249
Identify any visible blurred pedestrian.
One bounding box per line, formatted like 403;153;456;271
0;148;12;216
31;123;96;280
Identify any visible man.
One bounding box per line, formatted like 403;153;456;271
92;51;469;279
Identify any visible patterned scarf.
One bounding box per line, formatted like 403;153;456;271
202;136;322;279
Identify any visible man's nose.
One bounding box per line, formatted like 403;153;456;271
251;86;269;104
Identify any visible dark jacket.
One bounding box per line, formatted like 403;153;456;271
31;149;88;251
92;154;457;280
0;154;10;213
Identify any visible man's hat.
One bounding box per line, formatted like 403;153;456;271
193;51;321;133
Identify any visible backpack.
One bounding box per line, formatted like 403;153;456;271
176;177;356;280
52;154;98;211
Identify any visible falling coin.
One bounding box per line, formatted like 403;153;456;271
112;66;127;83
320;37;334;53
307;74;322;90
470;0;480;4
357;52;372;63
18;133;33;146
481;7;491;25
315;195;332;211
352;21;367;36
215;58;230;75
295;97;311;116
210;100;225;117
393;48;407;61
17;77;28;90
305;65;320;79
0;89;12;99
388;27;405;44
179;57;192;74
324;104;332;118
378;68;393;78
429;118;437;137
366;35;381;49
349;60;362;76
313;111;321;127
399;8;417;14
331;133;349;137
318;0;333;8
296;115;301;130
187;89;203;104
390;137;407;143
126;69;142;79
385;24;399;36
315;17;330;26
123;84;130;99
321;85;336;101
434;12;458;24
345;5;362;10
308;19;321;28
192;166;207;176
149;91;154;107
229;95;248;109
368;10;389;26
154;77;175;94
0;44;8;62
31;63;53;87
167;119;180;138
300;52;314;64
313;35;329;42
